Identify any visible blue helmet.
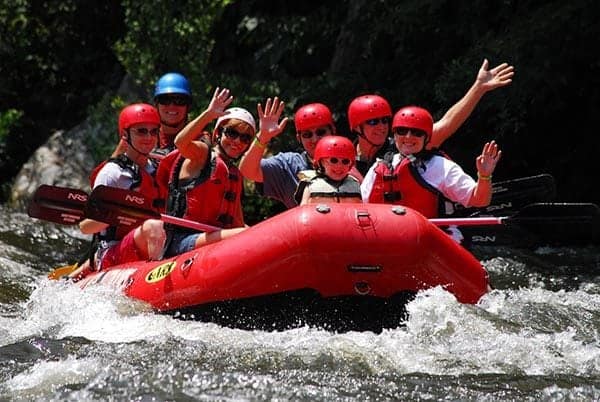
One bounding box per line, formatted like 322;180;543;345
154;72;192;99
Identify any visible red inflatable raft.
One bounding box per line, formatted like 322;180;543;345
76;203;490;332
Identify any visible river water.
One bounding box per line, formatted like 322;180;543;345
1;204;599;401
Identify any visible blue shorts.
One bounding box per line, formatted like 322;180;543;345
166;232;201;257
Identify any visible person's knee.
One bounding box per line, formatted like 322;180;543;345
134;219;166;260
142;219;165;236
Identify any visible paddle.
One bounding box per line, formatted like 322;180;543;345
27;184;88;225
47;262;80;279
449;174;556;217
439;203;600;246
433;203;598;225
28;184;219;233
28;184;220;279
86;185;220;233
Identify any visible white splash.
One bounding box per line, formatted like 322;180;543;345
5;357;102;398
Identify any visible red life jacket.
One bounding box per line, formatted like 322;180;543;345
165;150;242;230
368;154;443;218
89;154;160;240
155;149;180;202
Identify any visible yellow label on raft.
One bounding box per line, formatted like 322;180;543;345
145;261;176;283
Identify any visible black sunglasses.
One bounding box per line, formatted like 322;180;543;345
220;127;253;144
365;117;391;126
393;127;427;138
129;127;160;136
326;157;351;165
156;95;190;106
299;127;329;139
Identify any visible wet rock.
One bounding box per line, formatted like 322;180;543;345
8;123;97;210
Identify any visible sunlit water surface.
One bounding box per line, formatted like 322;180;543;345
1;206;599;401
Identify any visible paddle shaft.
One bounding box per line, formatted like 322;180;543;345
87;185;222;233
432;203;599;227
430;217;503;226
158;214;220;233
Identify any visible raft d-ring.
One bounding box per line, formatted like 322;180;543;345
391;206;407;215
315;204;331;213
354;281;371;295
181;253;198;273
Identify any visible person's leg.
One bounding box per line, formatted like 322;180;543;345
134;219;166;260
165;232;201;257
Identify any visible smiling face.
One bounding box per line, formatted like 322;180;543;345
320;157;353;181
393;127;427;155
126;122;159;155
218;119;255;159
358;116;390;146
157;103;187;127
296;125;333;158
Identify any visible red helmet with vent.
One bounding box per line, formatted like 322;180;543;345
118;103;160;134
392;106;433;141
347;95;392;130
313;136;356;164
294;103;334;131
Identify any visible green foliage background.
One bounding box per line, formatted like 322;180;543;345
2;0;599;218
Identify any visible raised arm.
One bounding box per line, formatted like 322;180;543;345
174;87;233;161
428;59;514;149
239;97;288;182
468;140;502;207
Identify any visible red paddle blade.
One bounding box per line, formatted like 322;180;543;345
27;185;88;225
86;185;160;229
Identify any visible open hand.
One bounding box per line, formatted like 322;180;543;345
476;140;502;177
476;59;515;91
207;87;234;119
257;97;289;142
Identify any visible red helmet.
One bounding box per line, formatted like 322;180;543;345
313;136;356;164
118;103;161;133
392;106;433;141
294;103;334;131
347;94;392;130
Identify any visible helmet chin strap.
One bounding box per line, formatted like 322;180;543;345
356;126;387;148
125;134;151;157
401;140;429;158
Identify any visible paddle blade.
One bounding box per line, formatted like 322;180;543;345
451;174;557;217
48;263;79;280
27;185;88;225
86;185;160;229
463;203;600;247
490;174;556;207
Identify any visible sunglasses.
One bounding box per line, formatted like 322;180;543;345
365;117;391;126
129;127;160;136
393;127;427;138
156;95;190;106
325;157;351;165
299;127;329;139
220;127;253;144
